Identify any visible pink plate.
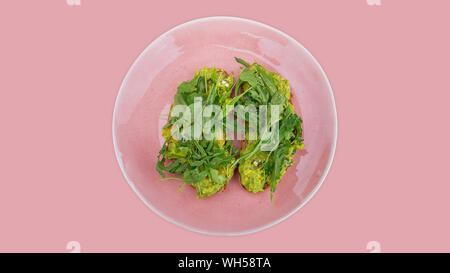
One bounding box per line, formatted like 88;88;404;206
113;17;337;235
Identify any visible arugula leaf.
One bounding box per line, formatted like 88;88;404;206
235;57;250;67
255;65;277;96
209;169;228;185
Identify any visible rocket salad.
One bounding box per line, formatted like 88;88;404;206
156;59;304;200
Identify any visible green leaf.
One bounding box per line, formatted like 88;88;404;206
235;57;251;67
238;69;262;88
209;169;227;185
255;65;277;96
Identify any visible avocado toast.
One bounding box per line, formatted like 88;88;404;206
232;58;304;199
156;67;237;198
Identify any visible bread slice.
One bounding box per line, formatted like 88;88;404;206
234;61;304;197
157;67;237;198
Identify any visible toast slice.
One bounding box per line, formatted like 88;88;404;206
156;67;237;198
233;58;304;199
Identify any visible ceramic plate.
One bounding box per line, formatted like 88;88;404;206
113;17;337;235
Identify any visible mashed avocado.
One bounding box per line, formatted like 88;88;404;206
239;141;268;193
193;165;235;198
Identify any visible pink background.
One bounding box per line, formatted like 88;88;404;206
0;0;449;252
